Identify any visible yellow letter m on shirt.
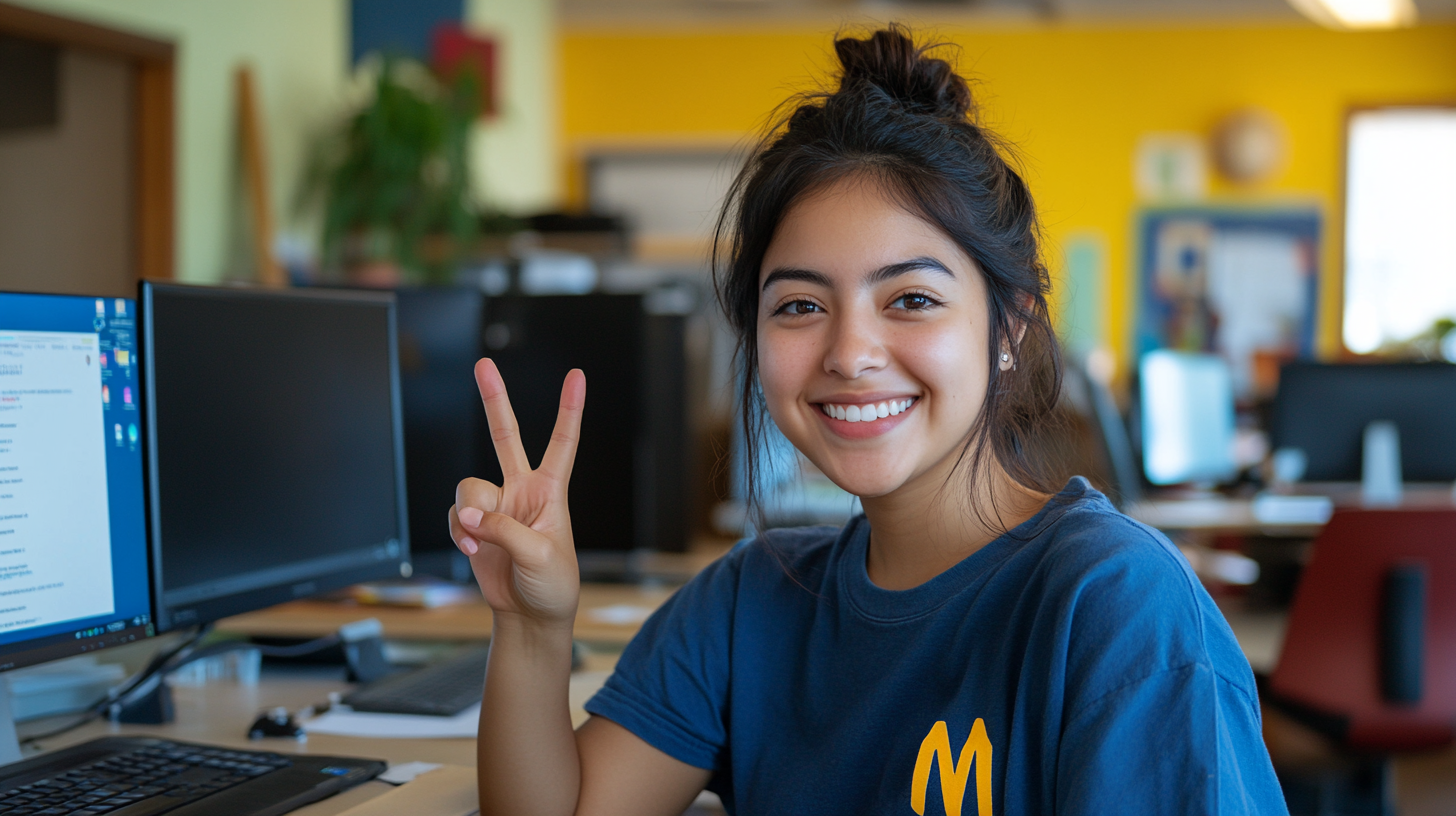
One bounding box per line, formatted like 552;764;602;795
910;719;992;816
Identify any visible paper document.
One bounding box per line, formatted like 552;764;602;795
587;604;654;625
1252;494;1334;525
303;703;480;739
379;761;443;785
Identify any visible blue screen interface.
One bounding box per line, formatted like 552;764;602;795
0;293;151;668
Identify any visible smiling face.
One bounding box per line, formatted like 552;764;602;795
757;175;996;500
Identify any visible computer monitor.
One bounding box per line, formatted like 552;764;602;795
0;292;152;759
140;283;410;632
1139;350;1237;486
1271;362;1456;483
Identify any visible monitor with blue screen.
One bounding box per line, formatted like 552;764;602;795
0;292;152;674
1139;350;1237;486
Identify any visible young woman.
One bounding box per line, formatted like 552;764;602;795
448;26;1287;816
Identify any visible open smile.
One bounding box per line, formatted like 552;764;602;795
813;396;918;439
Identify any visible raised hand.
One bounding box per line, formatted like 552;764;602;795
449;359;585;625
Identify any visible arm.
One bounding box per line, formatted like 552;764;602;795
449;360;709;816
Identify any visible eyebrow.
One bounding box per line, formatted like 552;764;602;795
761;256;955;292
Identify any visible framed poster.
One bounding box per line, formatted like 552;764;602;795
1136;207;1321;397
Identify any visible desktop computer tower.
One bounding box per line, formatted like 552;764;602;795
480;294;690;566
397;290;689;580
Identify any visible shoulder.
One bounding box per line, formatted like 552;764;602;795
1029;480;1200;605
1021;480;1257;706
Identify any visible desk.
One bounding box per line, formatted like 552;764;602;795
216;583;679;646
19;666;616;815
1127;484;1456;535
25;522;1456;815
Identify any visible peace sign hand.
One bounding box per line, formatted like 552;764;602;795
449;359;585;626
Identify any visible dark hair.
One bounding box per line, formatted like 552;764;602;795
713;25;1064;527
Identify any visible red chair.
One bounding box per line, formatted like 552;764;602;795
1270;508;1456;751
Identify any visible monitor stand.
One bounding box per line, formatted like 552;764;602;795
0;676;22;766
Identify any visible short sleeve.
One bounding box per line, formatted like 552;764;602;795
1056;660;1287;814
584;552;742;771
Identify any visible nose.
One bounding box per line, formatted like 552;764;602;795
823;308;887;380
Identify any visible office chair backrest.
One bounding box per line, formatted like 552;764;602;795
1270;508;1456;751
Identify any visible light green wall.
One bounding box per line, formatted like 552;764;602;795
10;0;347;283
467;0;558;214
11;0;558;283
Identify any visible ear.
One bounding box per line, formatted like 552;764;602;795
998;294;1035;371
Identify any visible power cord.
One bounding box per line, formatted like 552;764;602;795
19;628;345;744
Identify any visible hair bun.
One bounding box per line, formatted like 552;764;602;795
834;26;973;120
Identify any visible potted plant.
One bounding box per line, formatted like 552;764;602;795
299;57;479;285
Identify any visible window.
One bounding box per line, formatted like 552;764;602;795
1342;107;1456;354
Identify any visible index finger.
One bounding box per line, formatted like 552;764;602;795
475;358;531;478
538;368;585;482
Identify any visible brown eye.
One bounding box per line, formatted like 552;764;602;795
892;293;939;311
775;299;823;316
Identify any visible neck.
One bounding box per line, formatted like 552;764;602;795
860;452;1050;591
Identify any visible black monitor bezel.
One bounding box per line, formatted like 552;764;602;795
139;282;411;632
0;289;155;675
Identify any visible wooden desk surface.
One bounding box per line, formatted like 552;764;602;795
1127;484;1456;535
215;545;737;645
216;582;680;644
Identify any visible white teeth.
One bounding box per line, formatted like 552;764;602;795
821;398;914;421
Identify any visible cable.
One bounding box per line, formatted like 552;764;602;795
20;625;211;744
21;628;350;745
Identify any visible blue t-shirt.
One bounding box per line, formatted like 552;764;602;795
586;477;1287;815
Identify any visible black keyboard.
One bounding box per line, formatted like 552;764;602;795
0;737;383;816
343;645;489;716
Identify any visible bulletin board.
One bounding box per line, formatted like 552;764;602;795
1135;206;1321;397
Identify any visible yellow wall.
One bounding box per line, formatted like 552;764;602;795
560;22;1456;365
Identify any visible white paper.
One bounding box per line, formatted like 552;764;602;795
303;704;480;739
379;761;444;785
1206;231;1305;395
1252;494;1334;525
587;604;654;625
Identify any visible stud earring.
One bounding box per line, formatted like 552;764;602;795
999;350;1014;372
1000;352;1010;362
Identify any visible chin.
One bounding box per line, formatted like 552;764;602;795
816;461;913;501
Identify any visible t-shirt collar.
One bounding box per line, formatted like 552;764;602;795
838;476;1095;624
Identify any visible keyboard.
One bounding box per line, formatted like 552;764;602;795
0;737;383;816
343;645;489;716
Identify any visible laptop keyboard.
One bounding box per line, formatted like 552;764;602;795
0;741;291;815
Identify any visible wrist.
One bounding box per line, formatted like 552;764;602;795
491;608;577;650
